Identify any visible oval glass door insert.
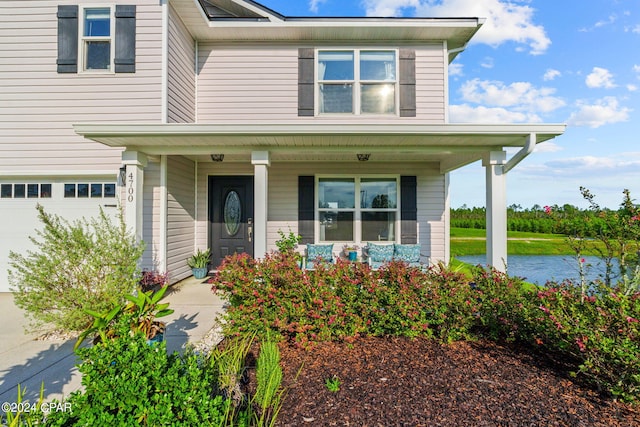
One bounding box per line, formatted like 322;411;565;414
224;191;242;236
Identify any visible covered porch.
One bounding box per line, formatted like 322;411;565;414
75;122;565;281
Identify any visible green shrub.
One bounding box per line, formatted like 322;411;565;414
9;205;145;333
210;252;477;344
47;334;231;426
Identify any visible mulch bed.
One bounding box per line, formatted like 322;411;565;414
265;337;639;426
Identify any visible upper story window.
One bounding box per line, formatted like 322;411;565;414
57;5;136;74
82;8;113;71
318;50;397;115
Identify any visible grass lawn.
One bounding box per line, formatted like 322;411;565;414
450;227;601;256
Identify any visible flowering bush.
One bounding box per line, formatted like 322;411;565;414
211;251;640;403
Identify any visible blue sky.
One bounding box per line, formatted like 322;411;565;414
258;0;640;209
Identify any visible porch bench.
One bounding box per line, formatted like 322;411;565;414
365;243;427;270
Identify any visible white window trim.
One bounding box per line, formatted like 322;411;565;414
78;5;115;74
314;175;400;245
315;48;399;116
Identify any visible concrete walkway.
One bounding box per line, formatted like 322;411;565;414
0;277;226;405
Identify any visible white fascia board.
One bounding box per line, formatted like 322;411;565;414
74;123;566;138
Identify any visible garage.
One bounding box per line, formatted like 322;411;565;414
0;179;119;292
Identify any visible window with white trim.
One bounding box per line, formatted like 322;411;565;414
317;177;398;243
1;183;52;199
317;49;397;115
64;183;116;198
81;7;113;71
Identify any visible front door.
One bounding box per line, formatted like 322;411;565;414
209;176;254;267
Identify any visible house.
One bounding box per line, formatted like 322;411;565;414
0;0;565;292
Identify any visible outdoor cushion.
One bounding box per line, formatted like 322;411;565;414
394;244;421;263
367;243;395;262
305;244;334;269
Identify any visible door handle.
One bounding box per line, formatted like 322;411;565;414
247;218;253;242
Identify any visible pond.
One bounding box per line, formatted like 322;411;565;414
456;255;620;285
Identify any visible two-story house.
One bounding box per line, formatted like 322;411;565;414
0;0;565;291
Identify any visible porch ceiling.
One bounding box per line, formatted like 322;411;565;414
74;123;565;171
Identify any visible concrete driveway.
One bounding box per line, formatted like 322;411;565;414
0;278;226;406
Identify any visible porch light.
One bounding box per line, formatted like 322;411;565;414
211;154;224;162
118;166;126;186
357;153;370;161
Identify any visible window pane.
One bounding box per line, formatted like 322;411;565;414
40;184;52;198
84;8;110;37
85;41;111;70
91;183;103;198
319;178;355;209
360;51;396;81
320;211;354;241
1;184;12;198
318;51;354;80
361;84;395;114
104;183;116;198
361;178;397;208
77;184;89;198
319;84;353;113
64;184;76;198
362;212;396;242
14;184;25;198
27;184;39;198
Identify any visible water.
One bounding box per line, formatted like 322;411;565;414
456;255;620;285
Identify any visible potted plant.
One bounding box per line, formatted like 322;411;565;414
342;244;359;261
187;248;211;279
74;286;175;350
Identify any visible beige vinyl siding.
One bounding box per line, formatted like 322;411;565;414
166;156;196;282
167;4;196;123
142;159;161;270
197;45;298;122
194;162;447;265
0;0;163;174
196;43;446;124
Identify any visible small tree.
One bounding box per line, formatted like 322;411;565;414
9;204;145;333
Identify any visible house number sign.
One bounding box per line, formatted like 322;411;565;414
127;171;135;203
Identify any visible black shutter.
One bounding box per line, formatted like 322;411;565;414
298;48;315;117
115;5;136;73
400;176;417;244
298;176;315;244
399;49;416;117
57;5;78;73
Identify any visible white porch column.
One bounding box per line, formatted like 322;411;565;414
483;151;507;271
122;151;148;244
251;151;270;259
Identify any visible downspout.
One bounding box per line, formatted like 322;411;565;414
503;133;536;174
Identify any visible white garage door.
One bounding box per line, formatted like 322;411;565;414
0;180;119;292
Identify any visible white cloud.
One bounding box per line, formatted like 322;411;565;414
628;84;638;92
415;0;551;55
634;65;640;77
543;69;561;81
449;104;540;123
631;24;640;34
449;63;464;77
362;0;550;55
309;0;327;13
585;67;616;89
361;0;420;16
480;56;494;69
594;14;617;28
533;141;562;153
458;79;565;113
567;97;632;128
